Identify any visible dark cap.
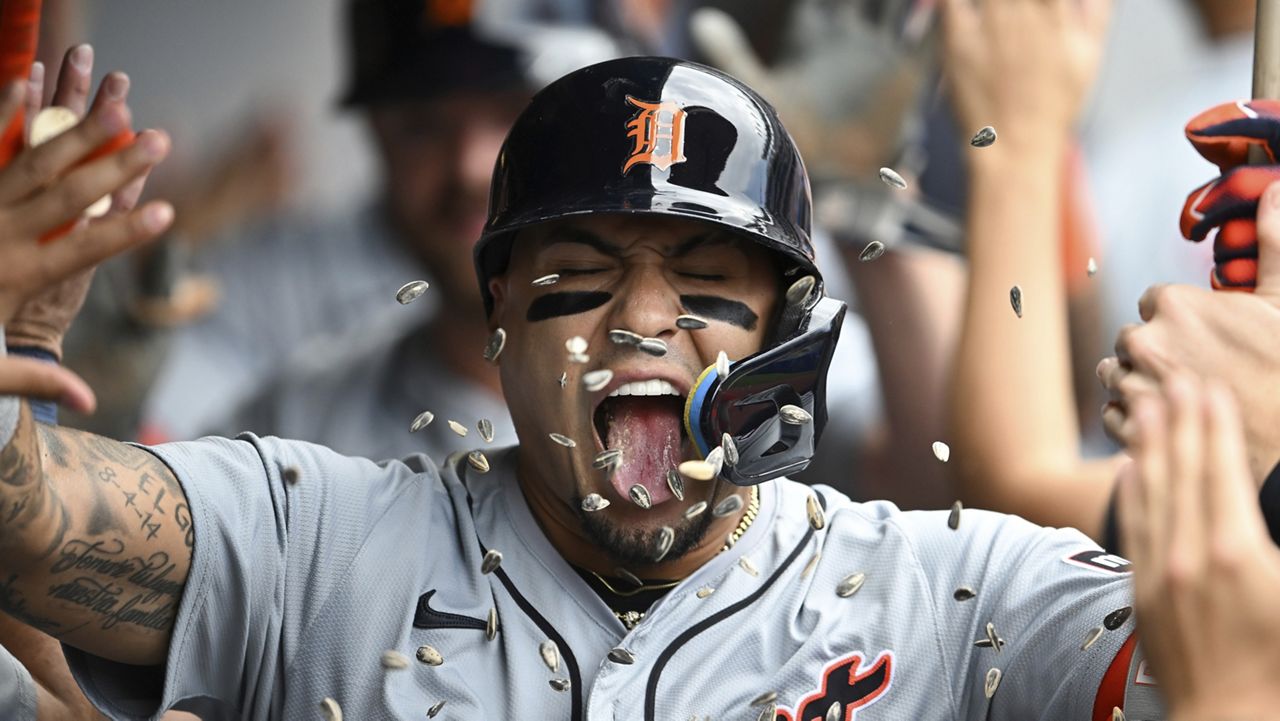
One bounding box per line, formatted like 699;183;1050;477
340;0;527;107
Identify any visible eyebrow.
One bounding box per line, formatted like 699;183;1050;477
537;226;739;258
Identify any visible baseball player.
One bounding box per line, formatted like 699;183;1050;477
0;57;1161;720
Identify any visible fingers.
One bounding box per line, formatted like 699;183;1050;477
1116;458;1147;569
0;356;95;414
1137;284;1168;323
1166;374;1206;579
0;100;132;206
50;44;94;117
87;72;129;118
35;199;174;285
1131;393;1170;575
1255;180;1280;292
23;61;43;132
1203;381;1267;543
0;81;25;142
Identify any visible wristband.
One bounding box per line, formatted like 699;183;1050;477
1260;459;1280;547
0;329;18;448
6;347;57;425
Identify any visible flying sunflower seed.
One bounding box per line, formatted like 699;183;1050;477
713;493;744;517
410;411;435;433
1081;625;1104;651
483;328;506;363
1104;606;1132;631
477;419;495;443
549;678;571;692
679;460;716;481
381;649;410;670
593;448;623;469
526;641;556;679
879;166;908;190
859;240;886;262
676;314;709;330
282;466;300;485
1087;257;1098;277
1111;706;1125;721
932;441;951;463
984;667;1002;699
750;691;779;707
583;369;614;392
558;371;568;388
608;647;636;664
985;622;1002;653
654;526;675;562
682;500;708;520
467;450;490;474
581;493;611;512
549;433;576;448
532;273;560;287
948;500;963;530
395;280;430;305
480;549;503;575
806;493;825;531
1010;285;1023;318
725;531;738;549
800;551;821;580
705;446;725;477
486;607;499;641
779;404;812;425
836;571;866;598
756;702;779;721
721;433;739;466
608;329;643;346
638;337;668;356
954;586;977;601
785;275;817;308
970;125;998;148
715;350;730;377
565;336;589;354
447;420;468;436
320;697;343;721
666;468;686;500
696;586;715;599
738;556;760;577
615;567;644;588
629;484;652;509
416;645;444;666
29;106;77;146
974;636;1006;650
427;700;446;718
825;701;843;721
568;352;590;364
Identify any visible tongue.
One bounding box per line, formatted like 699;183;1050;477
605;397;681;506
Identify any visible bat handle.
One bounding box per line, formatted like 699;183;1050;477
1250;0;1280;162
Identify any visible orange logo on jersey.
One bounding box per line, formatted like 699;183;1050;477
775;651;893;721
622;96;688;174
425;0;472;27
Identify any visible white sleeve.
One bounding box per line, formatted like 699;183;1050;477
0;642;37;721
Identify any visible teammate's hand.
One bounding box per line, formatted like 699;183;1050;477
1179;100;1280;289
1099;180;1280;483
941;0;1110;147
1117;374;1280;721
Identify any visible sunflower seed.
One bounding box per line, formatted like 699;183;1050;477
539;640;560;673
696;586;715;599
654;526;675;561
725;531;738;549
721;433;738;466
859;240;886;262
447;420;468;436
879;166;908;190
675;314;709;330
565;336;589;354
738;556;760;577
483;328;506;363
1104;606;1132;631
1081;625;1104;651
615;567;643;587
800;551;821;579
608;647;636;664
581;493;611;512
705;446;724;477
1088;257;1098;277
756;702;779;721
638;337;668;356
381;649;410;670
1111;706;1125;721
629;484;652;509
806;493;825;530
583;369;614;392
715;350;730;377
954;586;977;601
713;493;744;517
410;411;435;432
416;645;444;666
593;449;623;469
477;419;495;443
970;125;998;148
532;273;560;286
1010;285;1023;318
836;571;866;598
568;352;590;364
974;637;1006;651
679;460;716;481
932;441;950;463
785;275;817;308
282;466;300;485
825;701;842;721
666;468;686;500
779;404;812;425
682;500;708;520
549;678;571;692
486;607;498;641
320;697;343;721
29;106;77;147
948;500;963;530
984;667;1002;698
427;700;446;718
558;371;568;388
480;549;503;575
549;433;576;448
395;280;430;305
750;691;778;707
467;450;490;474
985;622;1002;653
609;329;643;346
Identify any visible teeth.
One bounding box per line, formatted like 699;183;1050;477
606;379;681;398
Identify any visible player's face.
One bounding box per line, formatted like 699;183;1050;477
489;215;780;563
368;90;526;304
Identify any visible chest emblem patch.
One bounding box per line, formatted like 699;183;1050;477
622;95;688;174
776;651;893;721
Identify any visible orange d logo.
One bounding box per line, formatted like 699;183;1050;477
622;96;688;174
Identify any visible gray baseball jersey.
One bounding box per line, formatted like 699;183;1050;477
63;436;1163;720
0;640;36;720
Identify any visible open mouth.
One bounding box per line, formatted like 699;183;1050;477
591;379;690;508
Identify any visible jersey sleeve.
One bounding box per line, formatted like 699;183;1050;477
0;642;37;721
895;509;1165;721
63;433;437;721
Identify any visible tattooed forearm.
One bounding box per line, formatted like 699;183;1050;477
0;403;37;489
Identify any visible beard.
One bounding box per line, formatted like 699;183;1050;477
572;498;715;567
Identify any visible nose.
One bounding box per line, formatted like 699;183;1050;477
607;264;680;341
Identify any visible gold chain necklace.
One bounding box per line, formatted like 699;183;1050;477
600;486;760;629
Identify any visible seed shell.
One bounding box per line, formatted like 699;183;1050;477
486;607;498;641
381;649;410;670
705;446;724;477
477;418;495;443
593;449;623;469
756;703;779;721
480;548;503;575
738;556;760;577
427;700;446;718
679;460;716;481
695;586;715;599
410;411;435;433
1081;625;1104;651
282;466;300;485
712;493;744;517
540;640;560;673
721;433;738;466
557;371;568;387
715;350;730;377
825;701;843;721
970;125;998;148
953;586;977;601
29;106;77;147
638;337;668;356
666;468;686;500
483;328;506;363
395;280;430;305
984;667;1002;698
565;336;588;354
1010;285;1023;318
1112;707;1125;721
549;678;571;692
549;433;576;448
948;500;963;530
416;645;443;666
447;420;468;436
609;329;643;346
1103;606;1132;631
779;404;812;425
879;166;908;189
608;647;636;664
676;314;709;330
682;500;708;520
985;622;1002;653
750;691;779;707
859;240;885;262
806;493;825;530
785;275;817;308
615;567;644;588
932;441;950;463
583;369;614;392
800;551;821;580
581;493;611;512
1088;257;1099;277
568;352;590;364
629;484;652;509
467;450;490;474
654;526;675;561
320;697;343;721
836;571;866;598
532;273;560;286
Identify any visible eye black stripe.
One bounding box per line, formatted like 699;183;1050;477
526;291;612;322
679;295;758;331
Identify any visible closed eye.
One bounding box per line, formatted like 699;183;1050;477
558;268;607;277
679;272;726;281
